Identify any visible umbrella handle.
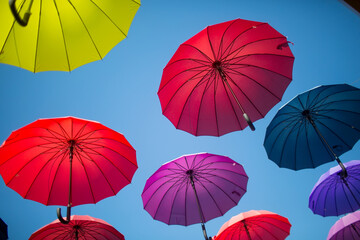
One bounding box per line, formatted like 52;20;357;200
243;113;255;131
9;0;32;26
57;205;71;224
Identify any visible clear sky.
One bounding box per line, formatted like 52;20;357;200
0;0;360;239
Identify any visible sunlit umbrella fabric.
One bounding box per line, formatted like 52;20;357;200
0;116;137;207
29;215;125;240
309;160;360;217
327;210;360;240
158;18;294;136
214;210;291;240
264;84;360;170
0;0;140;72
141;153;248;226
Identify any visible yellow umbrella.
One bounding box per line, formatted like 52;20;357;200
0;0;140;72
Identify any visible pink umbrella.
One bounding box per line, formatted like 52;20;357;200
29;215;124;240
158;18;294;136
141;153;248;240
214;210;291;240
327;211;360;240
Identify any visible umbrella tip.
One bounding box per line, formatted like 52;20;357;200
186;169;194;176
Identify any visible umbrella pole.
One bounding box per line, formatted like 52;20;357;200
304;112;348;178
57;140;75;224
242;220;252;240
214;63;255;131
188;172;210;240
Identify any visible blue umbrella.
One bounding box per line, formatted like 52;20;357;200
264;84;360;171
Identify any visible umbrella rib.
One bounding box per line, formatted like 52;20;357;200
160;65;211;116
304;121;316;169
143;173;185;209
224;59;290;102
77;136;136;156
87;0;134;38
45;151;70;205
158;58;211;93
53;0;71;71
218;69;244;130
66;0;102;59
32;0;43;72
276;118;301;168
5;143;66;193
218;21;266;62
195;169;248;193
78;144;133;186
224;71;265;118
343;178;360;211
212;70;221;136
227;53;294;80
152;176;186;223
173;69;215;132
221;36;290;64
194;70;218;135
78;141;137;169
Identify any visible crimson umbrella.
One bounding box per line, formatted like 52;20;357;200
29;215;124;240
0;116;137;223
327;210;360;240
214;210;291;240
141;153;248;240
309;160;360;217
158;18;294;136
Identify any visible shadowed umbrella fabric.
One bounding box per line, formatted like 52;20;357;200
0;116;137;207
309;160;360;217
214;210;291;240
327;211;360;240
158;18;294;136
142;153;248;240
29;215;125;240
0;0;140;72
264;84;360;170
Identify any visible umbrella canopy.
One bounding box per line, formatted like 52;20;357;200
141;153;248;240
214;210;291;240
158;18;294;136
29;215;125;240
0;116;137;223
309;160;360;217
0;0;140;72
327;211;360;240
264;84;360;170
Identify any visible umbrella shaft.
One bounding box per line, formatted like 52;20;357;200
217;67;245;114
68;143;74;207
189;176;209;240
243;221;251;240
307;118;347;177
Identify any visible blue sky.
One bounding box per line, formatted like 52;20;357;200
0;0;360;239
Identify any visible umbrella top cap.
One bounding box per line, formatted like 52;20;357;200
301;109;310;116
67;139;76;146
186;169;194;176
212;60;222;69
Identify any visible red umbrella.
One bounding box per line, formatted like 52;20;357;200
158;18;294;136
0;116;137;223
29;215;125;240
214;210;291;240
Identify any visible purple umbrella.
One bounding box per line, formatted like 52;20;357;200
327;211;360;240
141;153;248;240
309;160;360;217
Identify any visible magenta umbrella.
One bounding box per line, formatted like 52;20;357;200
327;211;360;240
141;153;248;240
158;18;294;136
309;160;360;217
29;215;124;240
